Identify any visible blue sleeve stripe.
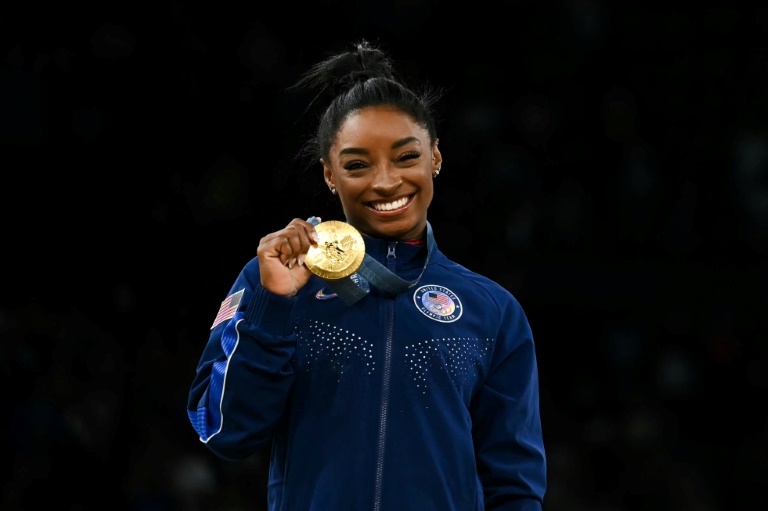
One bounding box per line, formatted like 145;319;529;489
188;406;210;439
193;312;245;442
221;312;240;357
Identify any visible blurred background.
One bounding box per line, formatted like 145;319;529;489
2;1;767;510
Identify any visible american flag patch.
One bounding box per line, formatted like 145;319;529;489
210;289;245;330
428;291;450;305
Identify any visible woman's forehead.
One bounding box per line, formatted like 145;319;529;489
334;106;428;147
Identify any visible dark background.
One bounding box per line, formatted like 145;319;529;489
2;2;767;510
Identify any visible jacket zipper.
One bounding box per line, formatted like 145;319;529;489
373;241;397;511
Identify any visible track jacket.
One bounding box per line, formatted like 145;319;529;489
187;227;546;510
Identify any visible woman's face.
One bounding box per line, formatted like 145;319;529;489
322;106;442;241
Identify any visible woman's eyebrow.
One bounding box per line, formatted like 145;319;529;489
391;136;421;149
339;147;369;156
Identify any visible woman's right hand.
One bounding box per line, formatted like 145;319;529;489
256;217;320;298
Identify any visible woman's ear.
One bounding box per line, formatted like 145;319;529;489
321;159;336;194
432;142;442;170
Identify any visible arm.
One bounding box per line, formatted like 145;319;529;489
471;296;547;511
187;218;319;461
187;260;297;461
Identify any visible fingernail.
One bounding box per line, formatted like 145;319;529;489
288;258;295;269
298;254;305;266
311;231;319;243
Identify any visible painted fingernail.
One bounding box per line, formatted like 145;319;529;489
288;258;296;269
298;254;305;266
311;231;319;243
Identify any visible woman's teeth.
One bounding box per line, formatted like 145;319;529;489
371;196;409;211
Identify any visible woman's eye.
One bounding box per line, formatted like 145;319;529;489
344;161;367;171
399;151;421;162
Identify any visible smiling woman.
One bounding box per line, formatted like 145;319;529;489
186;39;547;511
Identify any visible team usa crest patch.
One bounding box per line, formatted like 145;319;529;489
413;285;462;323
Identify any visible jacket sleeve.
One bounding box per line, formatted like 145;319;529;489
187;257;297;461
470;294;547;511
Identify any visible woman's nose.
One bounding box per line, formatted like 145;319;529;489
371;165;402;192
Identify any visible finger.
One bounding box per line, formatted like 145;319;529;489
287;218;320;246
257;218;320;264
281;226;308;262
258;234;300;267
279;231;314;267
281;221;320;258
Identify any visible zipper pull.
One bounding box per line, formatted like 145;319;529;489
387;242;397;259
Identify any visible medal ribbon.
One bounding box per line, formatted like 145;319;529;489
307;217;435;305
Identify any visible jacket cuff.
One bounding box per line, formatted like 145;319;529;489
243;285;295;336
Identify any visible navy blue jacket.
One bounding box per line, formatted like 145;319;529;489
188;231;546;510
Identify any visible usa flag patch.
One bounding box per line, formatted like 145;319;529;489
210;289;245;330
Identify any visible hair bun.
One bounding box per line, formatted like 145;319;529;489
297;40;396;95
335;41;394;88
337;68;383;88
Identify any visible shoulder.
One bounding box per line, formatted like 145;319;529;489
429;251;523;315
223;256;262;298
242;255;261;275
229;255;261;284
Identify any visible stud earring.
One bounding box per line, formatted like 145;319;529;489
432;166;441;178
329;186;337;195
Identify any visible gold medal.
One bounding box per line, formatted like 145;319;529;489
305;220;365;280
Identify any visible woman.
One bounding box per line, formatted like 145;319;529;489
187;39;546;511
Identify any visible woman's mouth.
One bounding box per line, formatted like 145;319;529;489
367;195;414;212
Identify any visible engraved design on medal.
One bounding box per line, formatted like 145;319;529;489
320;233;356;270
305;220;365;280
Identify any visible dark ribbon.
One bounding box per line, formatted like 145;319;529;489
307;217;435;305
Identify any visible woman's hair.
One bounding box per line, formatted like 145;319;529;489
292;40;442;167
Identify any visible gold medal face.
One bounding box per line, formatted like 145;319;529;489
305;221;365;280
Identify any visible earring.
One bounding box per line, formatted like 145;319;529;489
329;186;337;195
432;166;441;178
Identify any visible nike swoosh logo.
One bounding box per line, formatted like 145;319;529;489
315;288;338;300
